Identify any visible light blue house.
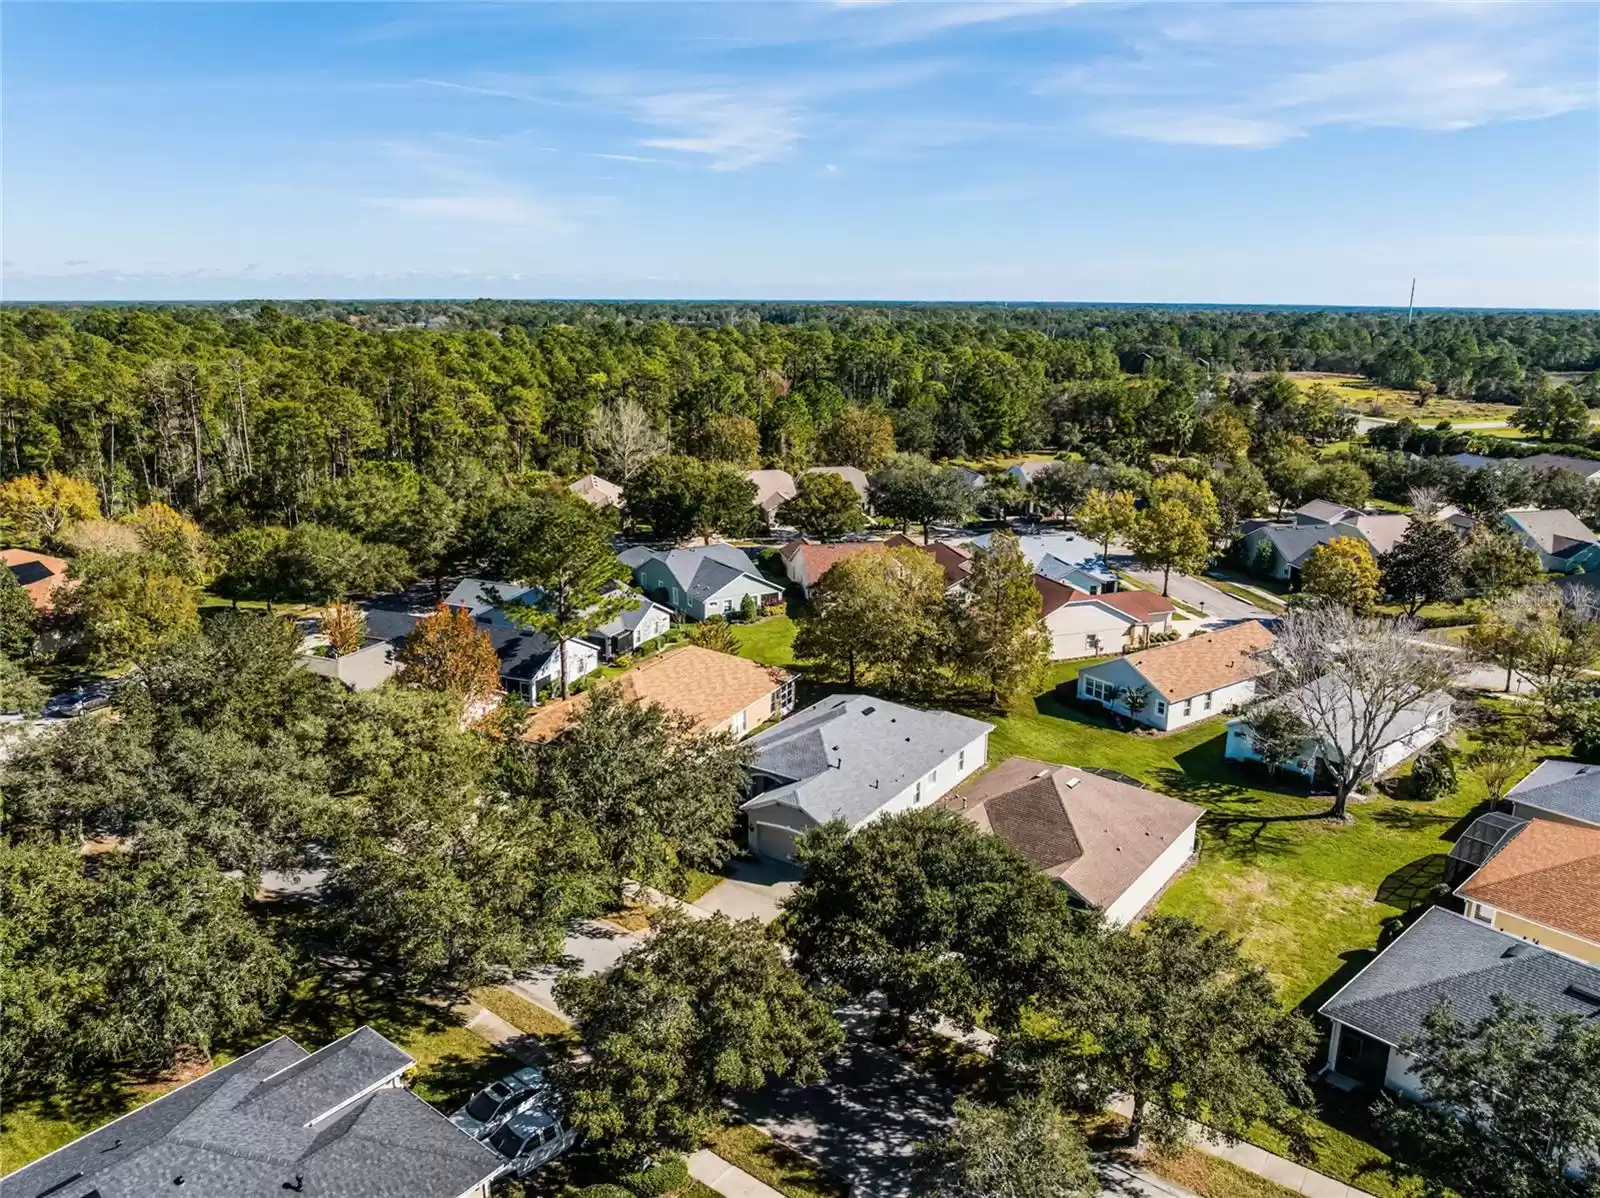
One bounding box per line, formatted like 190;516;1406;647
619;543;784;621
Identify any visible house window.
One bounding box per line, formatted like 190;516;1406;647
730;708;748;737
1182;699;1193;717
915;779;923;803
1083;676;1115;703
1204;691;1213;710
777;678;796;712
1154;701;1166;717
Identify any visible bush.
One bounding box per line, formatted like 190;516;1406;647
620;1157;690;1197
739;593;760;623
1408;741;1458;802
1569;699;1600;763
577;1186;634;1198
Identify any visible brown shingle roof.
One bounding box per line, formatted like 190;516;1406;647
1035;574;1087;616
2;548;73;612
791;540;886;587
1458;819;1600;945
519;644;788;742
1119;620;1275;701
1080;590;1174;622
943;756;1202;910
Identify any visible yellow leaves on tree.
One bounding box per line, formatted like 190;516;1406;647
396;603;503;703
321;603;366;657
0;472;101;547
1299;536;1380;614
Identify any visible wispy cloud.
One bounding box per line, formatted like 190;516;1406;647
1041;3;1598;148
359;138;571;229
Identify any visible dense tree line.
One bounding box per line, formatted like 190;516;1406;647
4;304;1597;531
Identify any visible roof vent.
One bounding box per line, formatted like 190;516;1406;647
1567;981;1600;1006
1064;777;1081;789
1502;942;1536;958
861;706;875;716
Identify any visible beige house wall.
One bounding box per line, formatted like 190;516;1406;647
1475;904;1600;965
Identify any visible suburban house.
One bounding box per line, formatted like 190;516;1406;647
298;635;400;692
585;589;674;660
779;536;885;598
741;694;992;861
1224;676;1454;782
1457;818;1600;966
569;472;623;508
1238;523;1349;582
520;644;794;743
443;577;537;625
1005;460;1060;488
1293;499;1362;526
1075;620;1276;731
746;469;798;524
483;623;600;700
1318;907;1600;1098
943;756;1202;926
965;531;1118;594
1518;453;1600;482
1037;576;1176;660
1501;508;1600;572
905;537;975;591
2;547;74;611
1507;761;1600;828
804;465;870;506
0;1026;503;1198
620;543;784;621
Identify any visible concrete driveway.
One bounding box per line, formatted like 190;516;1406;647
1118;565;1274;623
694;857;804;924
510;919;647;1018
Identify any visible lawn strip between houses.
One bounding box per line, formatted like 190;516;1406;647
700;1123;851;1198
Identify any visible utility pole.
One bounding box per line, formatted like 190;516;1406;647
1407;278;1416;324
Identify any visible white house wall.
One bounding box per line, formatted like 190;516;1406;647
634;607;672;650
699;575;781;620
1044;604;1133;661
1100;821;1197;926
1079;657;1257;731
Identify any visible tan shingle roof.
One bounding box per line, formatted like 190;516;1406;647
520;644;787;741
2;548;74;612
1120;620;1276;701
1458;819;1600;945
943;756;1201;910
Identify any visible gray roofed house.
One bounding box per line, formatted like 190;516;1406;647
585;588;673;660
1501;508;1600;572
1507;761;1600;828
0;1026;502;1198
1517;453;1600;482
1319;907;1600;1097
1293;499;1362;526
620;543;783;621
443;578;536;622
1238;522;1350;581
740;694;993;861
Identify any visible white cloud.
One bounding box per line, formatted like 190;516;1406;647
361;194;563;226
631;88;806;169
359;138;571;229
1043;3;1598;148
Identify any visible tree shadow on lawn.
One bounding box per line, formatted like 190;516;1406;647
1375;854;1448;910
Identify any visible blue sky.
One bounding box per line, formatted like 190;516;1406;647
4;1;1598;306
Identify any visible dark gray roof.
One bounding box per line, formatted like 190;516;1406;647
1255;523;1348;567
0;1028;500;1198
483;622;560;682
1320;907;1600;1049
591;594;669;639
1509;768;1600;827
743;694;992;827
621;544;775;602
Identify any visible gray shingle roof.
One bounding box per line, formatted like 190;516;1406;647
1518;454;1600;480
1294;500;1360;525
591;594;669;638
1502;508;1598;553
0;1028;500;1198
1256;523;1348;567
1320;907;1600;1049
442;578;534;616
1509;768;1600;828
743;694;992;828
622;544;775;601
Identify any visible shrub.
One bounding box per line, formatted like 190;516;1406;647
1569;699;1600;763
739;593;760;623
620;1157;689;1197
577;1186;634;1198
1408;741;1458;802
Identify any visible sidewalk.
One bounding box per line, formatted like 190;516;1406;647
688;1149;786;1198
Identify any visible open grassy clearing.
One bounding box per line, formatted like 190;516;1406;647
1286;373;1517;424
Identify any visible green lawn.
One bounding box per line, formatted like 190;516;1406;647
733;615;800;667
702;1123;850;1198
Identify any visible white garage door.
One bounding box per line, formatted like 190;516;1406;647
752;821;801;862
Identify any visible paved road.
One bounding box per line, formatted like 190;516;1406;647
1108;555;1274;624
735;1010;1193;1198
510;919;646;1017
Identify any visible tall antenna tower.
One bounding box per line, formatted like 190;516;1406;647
1407;278;1416;324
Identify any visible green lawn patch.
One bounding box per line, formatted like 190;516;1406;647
469;985;580;1054
701;1123;850;1198
677;868;724;904
977;660;1507;1006
733;617;799;668
1146;1147;1303;1198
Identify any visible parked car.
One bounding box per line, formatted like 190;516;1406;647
487;1102;577;1179
449;1066;548;1140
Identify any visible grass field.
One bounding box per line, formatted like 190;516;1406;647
1285;372;1518;424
